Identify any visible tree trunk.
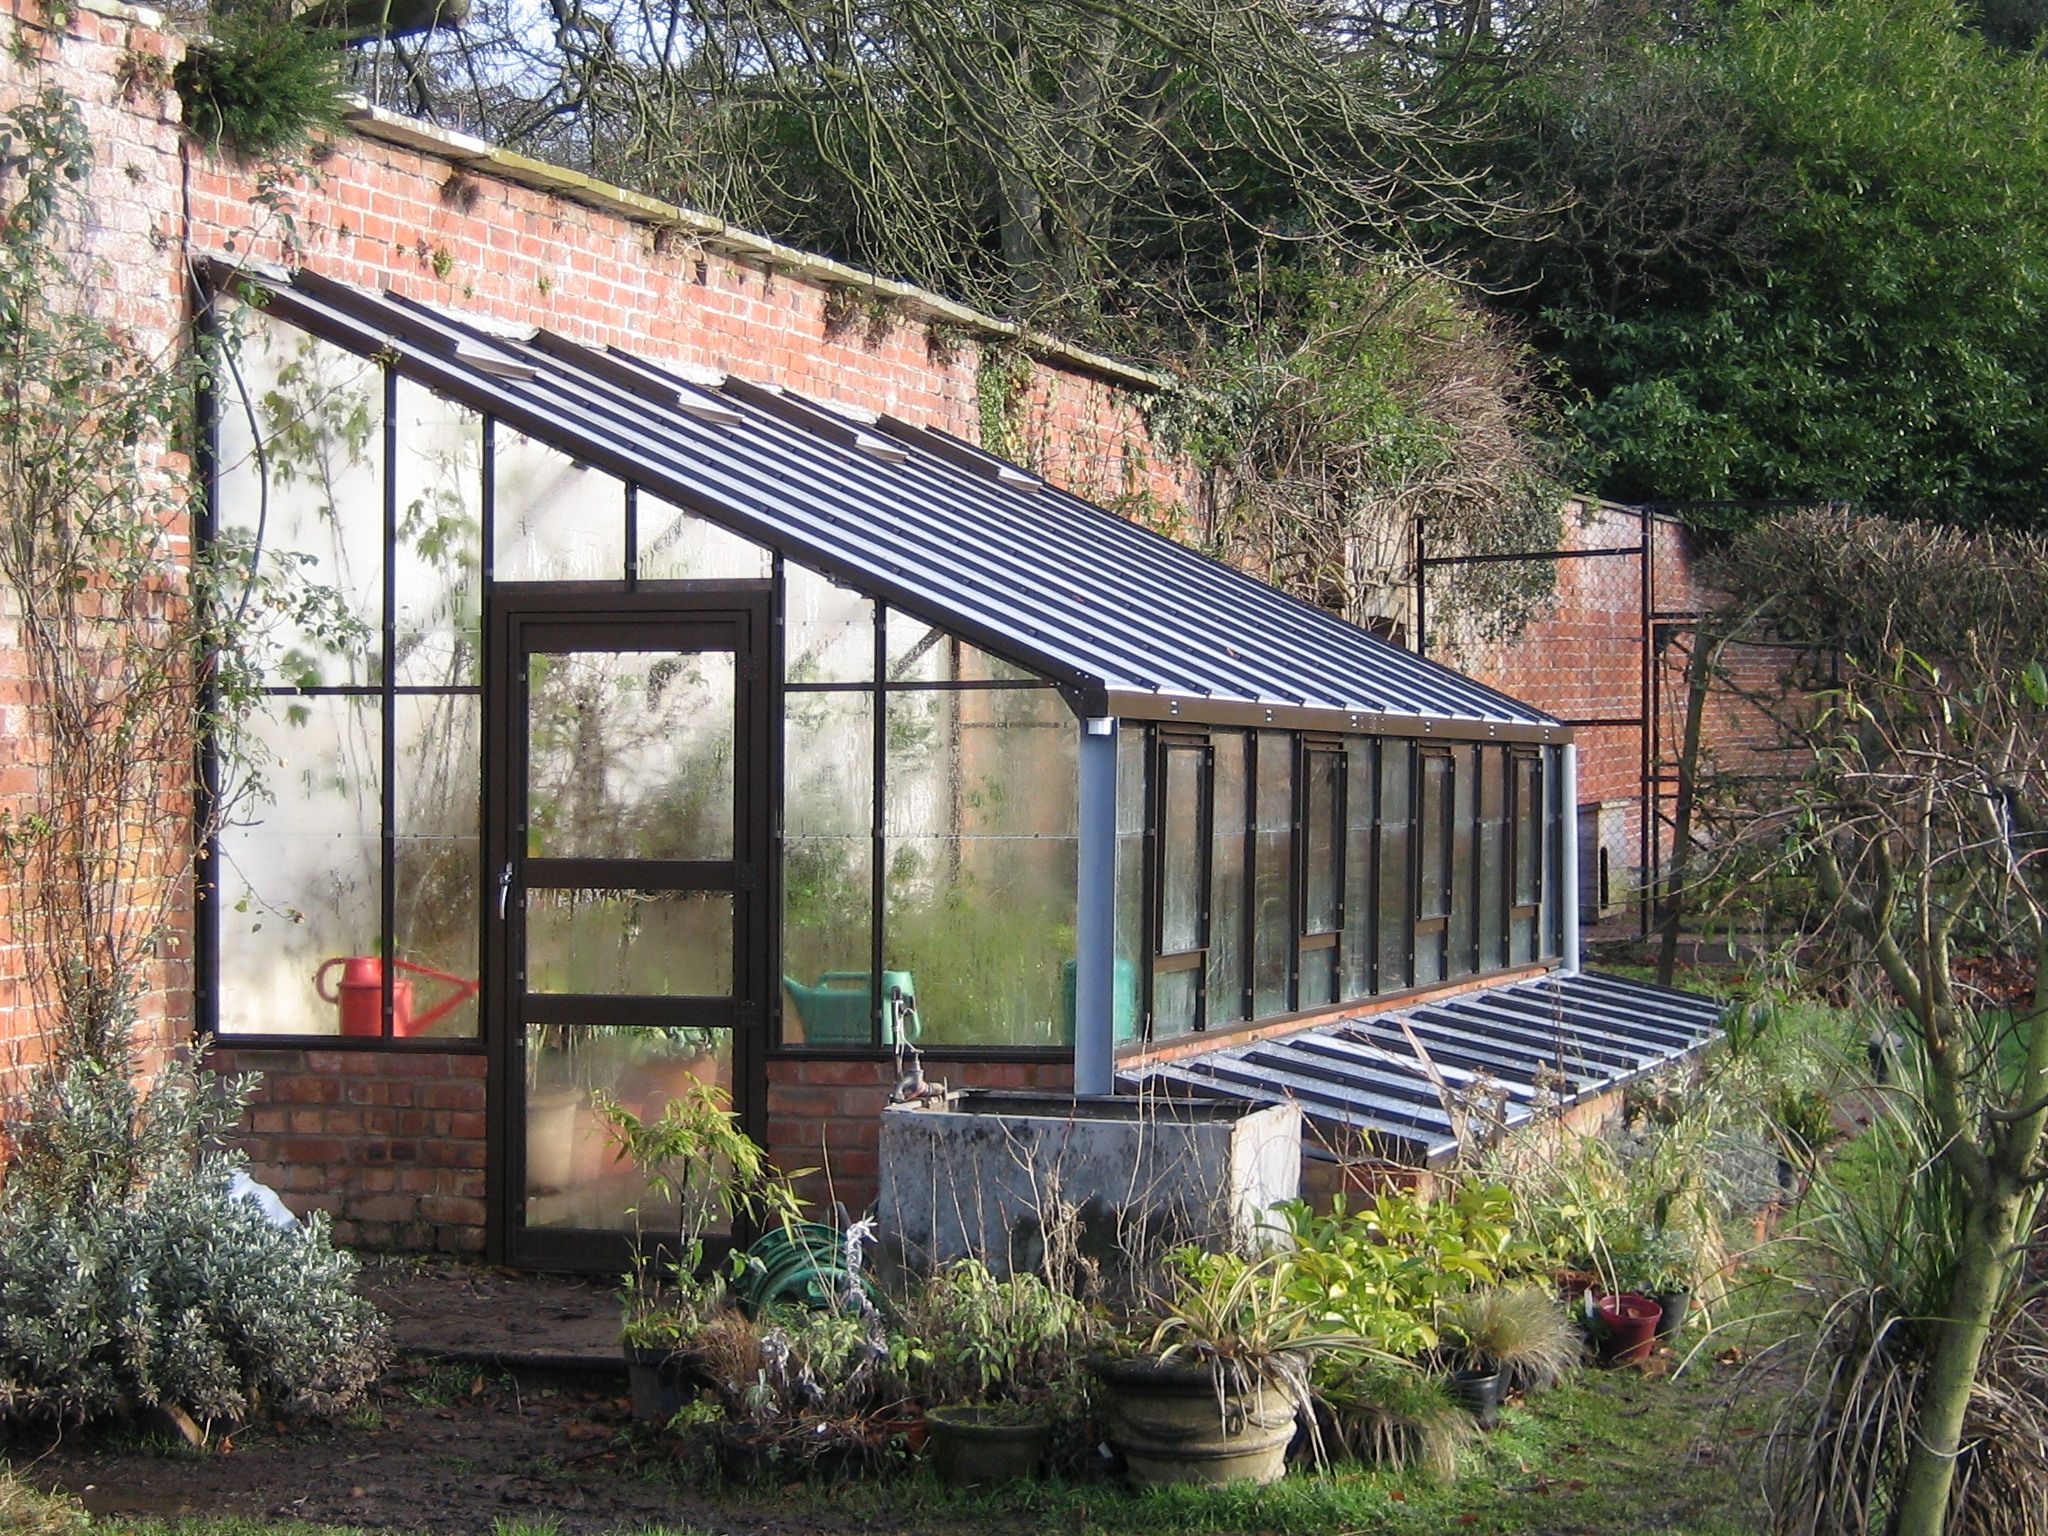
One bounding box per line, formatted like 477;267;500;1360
1894;933;2048;1536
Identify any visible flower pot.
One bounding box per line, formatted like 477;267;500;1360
623;1342;707;1423
1449;1368;1504;1431
1651;1288;1692;1342
922;1404;1051;1488
1092;1356;1296;1488
1593;1292;1662;1366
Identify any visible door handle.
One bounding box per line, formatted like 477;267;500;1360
497;862;514;920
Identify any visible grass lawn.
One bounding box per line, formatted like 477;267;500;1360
13;1354;1777;1536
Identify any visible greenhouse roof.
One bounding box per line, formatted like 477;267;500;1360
1125;971;1725;1164
213;264;1561;739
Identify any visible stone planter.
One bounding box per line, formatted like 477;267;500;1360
922;1403;1052;1488
1093;1356;1296;1487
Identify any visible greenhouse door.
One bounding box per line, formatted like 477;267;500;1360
486;587;774;1271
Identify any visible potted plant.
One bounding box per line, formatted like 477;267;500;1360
896;1259;1093;1488
1094;1249;1380;1488
1609;1227;1697;1341
596;1079;809;1421
1436;1285;1580;1427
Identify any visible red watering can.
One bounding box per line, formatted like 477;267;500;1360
315;956;480;1038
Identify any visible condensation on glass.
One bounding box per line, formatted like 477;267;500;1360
522;1025;733;1232
493;429;625;582
1251;731;1293;1019
1207;730;1248;1029
525;889;735;995
524;649;735;862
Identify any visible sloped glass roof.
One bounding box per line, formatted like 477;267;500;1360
210;263;1561;739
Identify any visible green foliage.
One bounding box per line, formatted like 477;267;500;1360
176;5;344;161
1269;1183;1540;1356
1486;0;2048;522
1436;1285;1579;1389
0;1053;387;1431
894;1259;1099;1407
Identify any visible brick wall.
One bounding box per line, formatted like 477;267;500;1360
0;0;191;1111
212;1046;489;1253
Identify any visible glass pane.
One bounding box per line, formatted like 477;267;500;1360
638;494;771;581
783;691;875;1044
526;889;734;995
1299;946;1337;1010
216;313;383;688
1159;746;1207;956
1478;748;1507;973
1252;731;1292;1020
1208;731;1247;1027
1542;745;1565;959
1114;727;1146;1039
1513;755;1543;907
1449;745;1476;980
1303;749;1342;935
494;428;625;582
394;694;480;1038
1378;745;1412;993
392;379;483;688
523;1025;733;1232
785;562;874;684
886;689;1079;1046
216;695;382;1035
1153;966;1199;1041
1343;742;1376;1000
526;649;734;860
1417;754;1451;921
885;608;1037;684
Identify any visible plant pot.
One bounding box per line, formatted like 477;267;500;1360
525;1085;581;1194
1092;1356;1296;1488
1651;1288;1692;1341
922;1403;1051;1488
623;1342;707;1423
1449;1367;1504;1431
1592;1292;1662;1366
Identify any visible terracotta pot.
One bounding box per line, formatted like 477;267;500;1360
1093;1356;1296;1488
1593;1291;1663;1366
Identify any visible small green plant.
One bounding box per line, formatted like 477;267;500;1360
1436;1285;1580;1392
1769;1086;1841;1168
895;1258;1099;1408
175;3;344;161
1316;1364;1474;1480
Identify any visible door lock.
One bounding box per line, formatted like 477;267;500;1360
497;862;514;920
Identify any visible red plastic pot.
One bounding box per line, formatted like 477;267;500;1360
1593;1291;1662;1366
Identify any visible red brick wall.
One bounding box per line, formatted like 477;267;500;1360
212;1046;489;1253
0;0;193;1113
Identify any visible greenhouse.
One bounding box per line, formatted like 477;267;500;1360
199;263;1708;1268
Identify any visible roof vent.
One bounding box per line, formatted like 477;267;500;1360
452;337;536;380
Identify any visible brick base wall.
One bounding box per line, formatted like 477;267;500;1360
212;1046;488;1253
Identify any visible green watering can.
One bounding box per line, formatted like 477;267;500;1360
781;970;919;1045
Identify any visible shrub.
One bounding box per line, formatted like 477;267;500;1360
0;1051;387;1433
175;3;344;161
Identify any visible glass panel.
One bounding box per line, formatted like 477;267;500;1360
1252;731;1292;1020
216;695;382;1035
1208;730;1247;1028
523;1025;733;1232
394;694;480;1038
1343;741;1376;1000
1298;946;1337;1009
526;649;734;860
1303;749;1341;935
1415;750;1450;987
638;494;771;581
886;689;1079;1046
216;313;383;688
494;428;625;582
885;607;1037;684
1114;726;1146;1039
1449;745;1476;980
1541;746;1564;959
526;889;734;995
1478;748;1507;973
1153;967;1199;1041
391;379;483;688
783;691;875;1044
1159;746;1207;956
785;562;874;684
1378;744;1412;992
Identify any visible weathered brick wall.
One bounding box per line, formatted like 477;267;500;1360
212;1046;490;1252
0;0;191;1112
